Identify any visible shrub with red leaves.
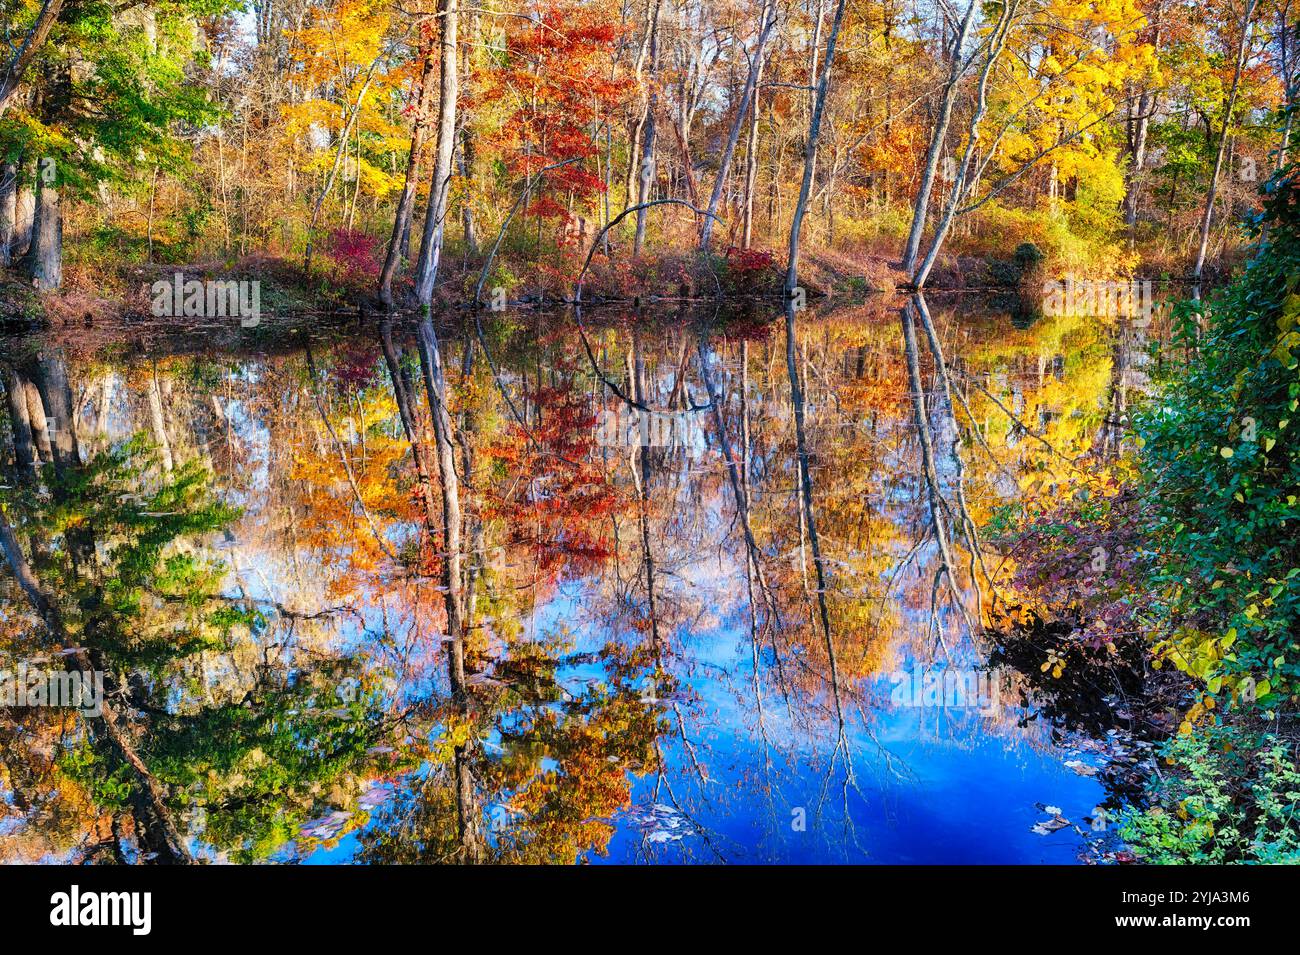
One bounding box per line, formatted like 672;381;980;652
995;482;1154;648
722;247;778;294
326;228;382;284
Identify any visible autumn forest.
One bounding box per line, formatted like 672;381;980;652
0;0;1298;885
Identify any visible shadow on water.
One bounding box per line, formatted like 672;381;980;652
0;290;1179;863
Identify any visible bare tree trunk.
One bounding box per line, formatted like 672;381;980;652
782;297;845;731
457;151;478;255
899;298;965;624
808;0;824;117
146;364;175;473
624;0;657;212
378;41;437;307
27;169;60;290
413;0;460;305
699;0;776;250
99;374;113;440
741;54;766;248
24;377;52;463
1278;109;1296;174
459;8;480;255
413;316;482;863
379;321;440;528
1125;99;1153;233
784;0;848;294
1193;0;1258;280
11;157;35;261
1125;8;1164;235
696;335;780;627
0;162;15;267
381;328;479;868
671;115;700;206
911;0;1017;288
901;0;979;272
633;0;663;256
458;341;486;632
33;354;79;472
416;318;464;662
5;370;37;476
1276;2;1300;172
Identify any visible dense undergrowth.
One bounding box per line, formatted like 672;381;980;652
993;144;1300;864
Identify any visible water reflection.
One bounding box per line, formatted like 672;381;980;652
0;292;1166;863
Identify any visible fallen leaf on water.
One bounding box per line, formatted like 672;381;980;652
1032;816;1071;835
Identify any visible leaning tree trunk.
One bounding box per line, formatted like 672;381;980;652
23;377;52;463
412;0;460;306
901;0;979;273
785;0;848;294
699;0;776;250
780;0;850;737
1194;0;1258;280
910;0;1016;288
0;0;64;119
378;40;437;308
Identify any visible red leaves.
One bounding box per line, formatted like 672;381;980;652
326;228;382;282
1005;483;1150;648
480;379;623;583
329;342;382;390
526;194;570;222
476;3;632;213
724;247;776;273
721;246;780;296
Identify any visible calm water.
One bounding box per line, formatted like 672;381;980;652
0;293;1162;864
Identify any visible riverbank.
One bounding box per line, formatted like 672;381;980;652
1;239;1247;329
985;172;1300;863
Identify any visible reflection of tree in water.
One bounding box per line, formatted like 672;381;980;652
0;350;391;864
0;293;1140;863
357;636;661;864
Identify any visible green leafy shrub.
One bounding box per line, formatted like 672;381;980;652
1121;727;1300;864
1136;160;1300;710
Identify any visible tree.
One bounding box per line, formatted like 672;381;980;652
411;0;460;305
1193;0;1262;279
0;0;230;289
